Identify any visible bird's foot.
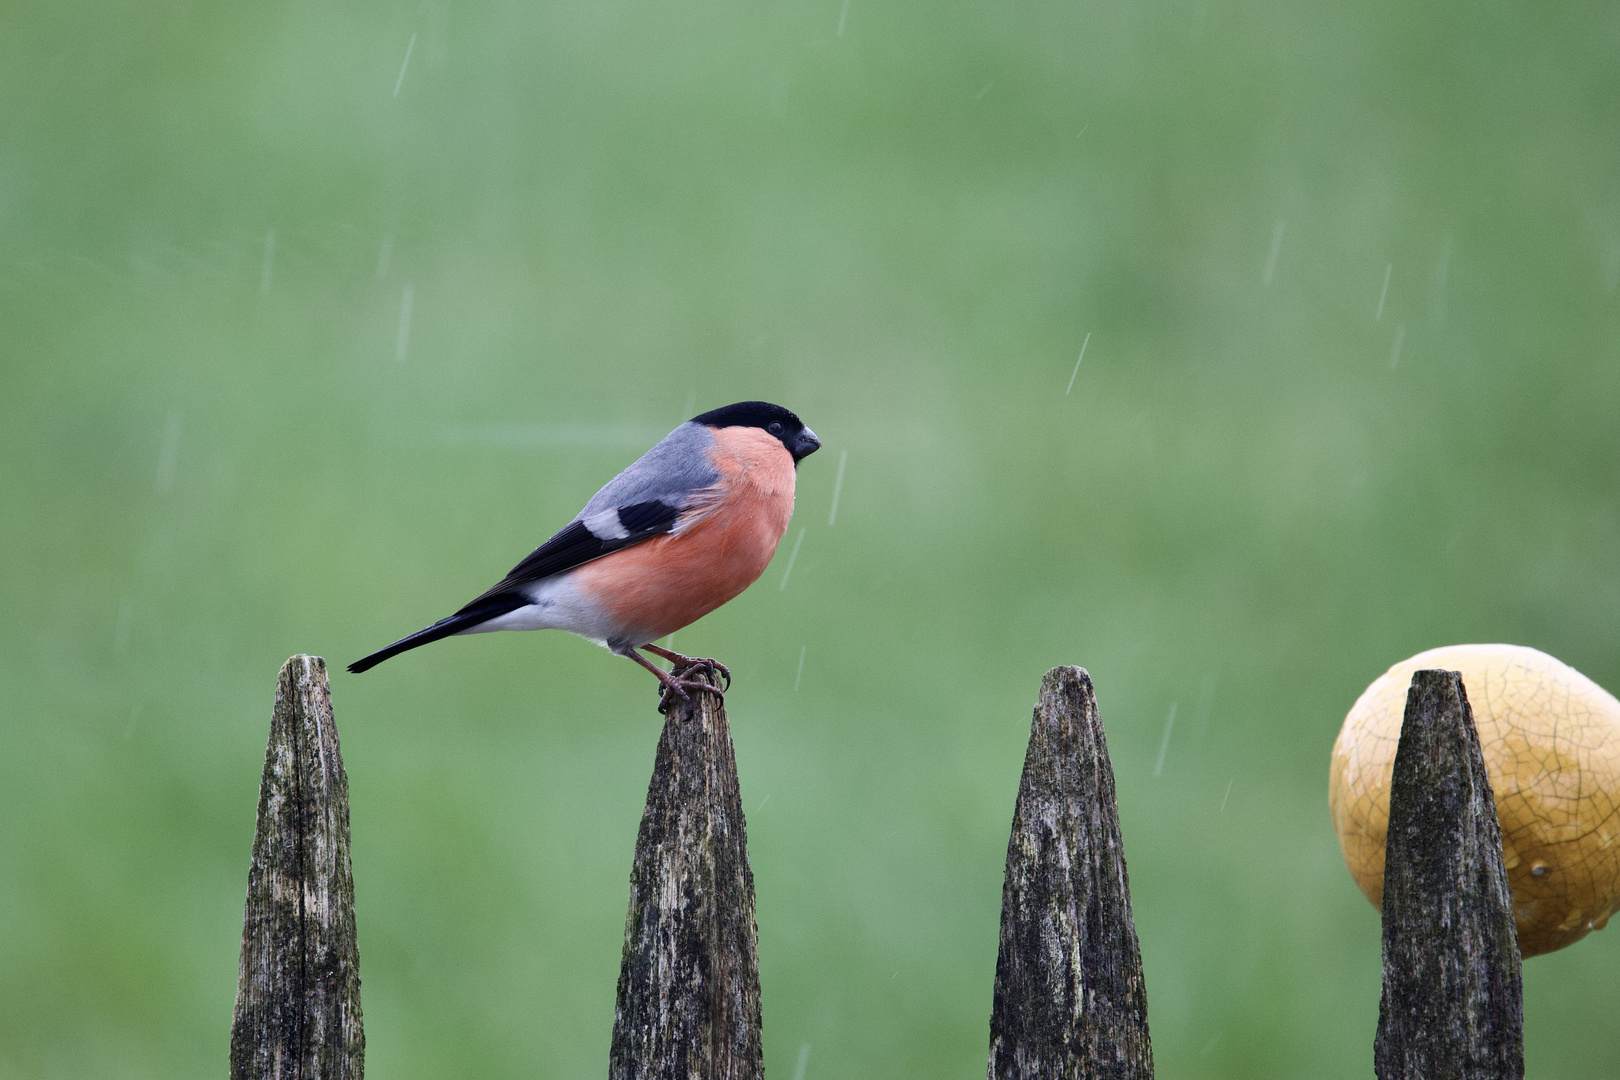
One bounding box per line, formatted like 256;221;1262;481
643;644;731;690
657;675;725;715
672;657;730;690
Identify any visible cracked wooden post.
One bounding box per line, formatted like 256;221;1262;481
609;669;763;1080
1375;669;1522;1080
988;666;1154;1080
230;655;364;1080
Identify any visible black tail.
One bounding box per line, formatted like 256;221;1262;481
348;593;531;673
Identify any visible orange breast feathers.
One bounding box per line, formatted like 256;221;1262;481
571;426;798;645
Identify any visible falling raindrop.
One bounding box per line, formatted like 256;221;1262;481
394;33;417;97
1261;219;1285;286
827;449;847;525
778;527;806;590
396;283;414;363
1154;702;1177;777
1066;333;1091;394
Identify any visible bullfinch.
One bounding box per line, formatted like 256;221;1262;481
349;401;821;709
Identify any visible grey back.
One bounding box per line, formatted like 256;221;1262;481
577;421;720;518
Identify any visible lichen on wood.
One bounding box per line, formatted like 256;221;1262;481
610;671;762;1080
230;655;364;1080
988;666;1154;1080
1375;668;1522;1080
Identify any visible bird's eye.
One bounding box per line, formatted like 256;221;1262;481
767;422;784;436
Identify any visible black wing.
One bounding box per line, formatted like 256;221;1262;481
347;592;533;673
477;498;681;598
346;498;683;674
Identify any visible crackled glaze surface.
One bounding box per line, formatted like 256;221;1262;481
1330;644;1620;957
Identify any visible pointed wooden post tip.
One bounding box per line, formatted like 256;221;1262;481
610;665;762;1080
230;654;364;1080
1375;668;1522;1080
988;665;1154;1080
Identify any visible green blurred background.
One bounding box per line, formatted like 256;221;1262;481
3;0;1618;1076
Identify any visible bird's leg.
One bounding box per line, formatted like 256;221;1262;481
625;648;724;715
642;643;732;690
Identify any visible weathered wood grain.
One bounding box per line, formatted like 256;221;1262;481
230;655;364;1080
610;671;762;1080
988;666;1154;1080
1375;668;1522;1080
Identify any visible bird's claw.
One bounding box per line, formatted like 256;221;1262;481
644;645;731;690
672;656;731;691
657;675;725;715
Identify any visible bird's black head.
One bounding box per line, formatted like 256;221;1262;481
692;400;821;463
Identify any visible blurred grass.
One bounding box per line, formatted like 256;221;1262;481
2;0;1619;1076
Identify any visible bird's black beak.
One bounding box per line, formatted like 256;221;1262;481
793;427;821;462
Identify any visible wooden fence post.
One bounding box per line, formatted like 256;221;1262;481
988;666;1154;1080
609;670;763;1080
230;655;365;1080
1375;668;1522;1080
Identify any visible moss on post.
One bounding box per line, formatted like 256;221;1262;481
230;655;364;1080
610;671;762;1080
1375;668;1522;1080
988;666;1153;1080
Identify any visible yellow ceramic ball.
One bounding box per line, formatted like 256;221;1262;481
1329;644;1620;957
